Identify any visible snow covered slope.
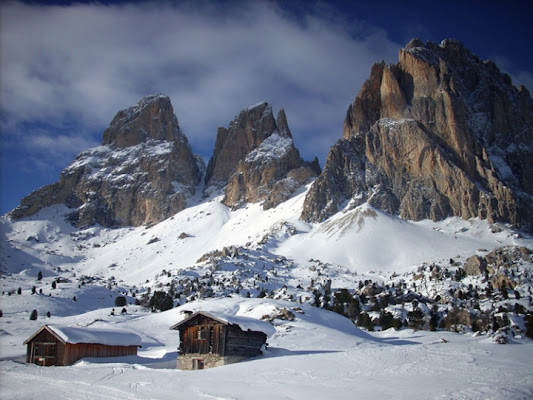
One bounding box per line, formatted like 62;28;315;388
1;297;532;399
1;183;533;399
2;185;529;287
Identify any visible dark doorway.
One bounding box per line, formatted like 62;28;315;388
194;358;205;370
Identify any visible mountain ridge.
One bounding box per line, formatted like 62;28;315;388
9;98;319;227
1;38;533;400
302;38;533;232
9;95;204;227
9;38;532;233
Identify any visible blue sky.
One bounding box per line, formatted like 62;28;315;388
1;0;532;215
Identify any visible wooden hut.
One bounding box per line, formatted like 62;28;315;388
24;325;142;366
170;311;275;370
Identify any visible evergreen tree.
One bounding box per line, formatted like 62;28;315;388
148;291;173;312
356;312;374;331
514;303;526;315
379;310;394;330
501;286;509;300
51;281;57;289
312;289;321;307
346;298;361;320
429;308;439;331
30;309;38;320
525;313;533;339
17;287;22;295
334;289;352;304
37;271;43;281
115;296;127;307
407;308;425;330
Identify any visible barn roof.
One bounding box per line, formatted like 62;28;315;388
169;311;276;337
24;325;142;347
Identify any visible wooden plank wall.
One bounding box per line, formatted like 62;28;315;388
181;323;225;355
226;326;266;357
63;343;138;366
26;329;65;366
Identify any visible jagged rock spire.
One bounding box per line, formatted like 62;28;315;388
205;102;320;209
10;95;203;227
303;39;533;232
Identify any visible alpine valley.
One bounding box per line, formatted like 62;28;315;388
1;39;533;399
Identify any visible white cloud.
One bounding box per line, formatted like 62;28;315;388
0;0;401;170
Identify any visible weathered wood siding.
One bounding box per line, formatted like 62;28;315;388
63;343;138;366
175;312;268;370
26;328;138;366
226;326;266;357
179;316;226;355
26;329;65;366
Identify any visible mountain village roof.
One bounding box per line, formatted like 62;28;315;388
169;310;276;337
24;325;142;347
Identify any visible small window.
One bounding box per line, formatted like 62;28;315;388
197;327;207;340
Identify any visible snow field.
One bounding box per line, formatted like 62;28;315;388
1;185;533;399
1;298;532;399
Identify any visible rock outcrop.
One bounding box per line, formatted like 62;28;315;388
302;39;533;232
10;95;203;227
206;102;320;209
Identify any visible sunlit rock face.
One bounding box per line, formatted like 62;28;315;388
302;39;533;232
10;95;203;227
205;102;320;210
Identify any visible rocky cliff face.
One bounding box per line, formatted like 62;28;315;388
206;102;320;209
10;95;203;227
302;39;533;232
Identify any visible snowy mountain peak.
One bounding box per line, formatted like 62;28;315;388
204;102;319;205
1;39;533;400
202;102;320;209
102;94;184;148
303;38;533;232
9;95;202;227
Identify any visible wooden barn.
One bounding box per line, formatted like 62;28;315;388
170;311;275;370
24;325;142;366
